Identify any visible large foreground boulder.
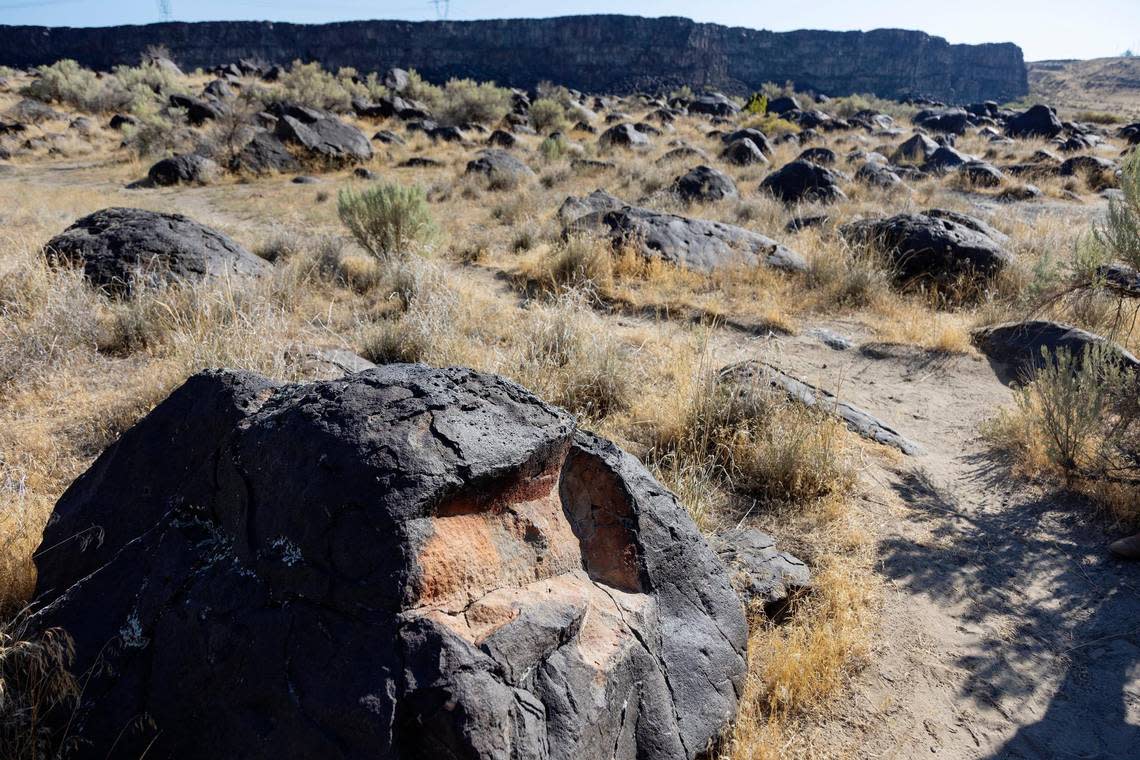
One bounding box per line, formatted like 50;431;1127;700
972;320;1140;383
561;192;806;273
30;365;749;760
840;210;1013;283
43;207;268;295
273;103;373;164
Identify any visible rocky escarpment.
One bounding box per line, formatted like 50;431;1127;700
0;15;1028;102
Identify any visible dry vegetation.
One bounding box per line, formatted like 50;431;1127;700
0;57;1137;757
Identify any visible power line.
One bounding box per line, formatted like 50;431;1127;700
158;0;172;21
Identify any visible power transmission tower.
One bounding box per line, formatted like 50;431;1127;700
158;0;172;21
430;0;450;20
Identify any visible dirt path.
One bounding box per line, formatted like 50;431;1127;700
11;161;1140;759
696;321;1140;759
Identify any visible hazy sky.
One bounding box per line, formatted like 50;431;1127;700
2;0;1137;61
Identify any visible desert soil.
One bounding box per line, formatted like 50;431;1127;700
5;158;1138;759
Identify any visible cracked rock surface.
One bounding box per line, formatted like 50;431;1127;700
43;207;268;296
31;364;748;759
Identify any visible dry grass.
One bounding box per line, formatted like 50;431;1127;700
0;62;1133;758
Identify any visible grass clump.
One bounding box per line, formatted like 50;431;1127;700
984;344;1140;522
530;98;568;134
0;616;78;760
337;182;437;262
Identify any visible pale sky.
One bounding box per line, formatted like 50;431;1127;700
1;0;1136;62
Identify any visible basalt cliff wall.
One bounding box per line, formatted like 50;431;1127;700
0;15;1029;102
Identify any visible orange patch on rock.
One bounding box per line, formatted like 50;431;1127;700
414;449;583;613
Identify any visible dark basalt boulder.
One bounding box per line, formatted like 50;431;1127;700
43;207;268;295
557;188;624;229
855;160;903;188
921;145;971;173
715;528;812;613
996;183;1042;202
721;138;769;166
840;210;1012;283
487;129;518;148
688;92;740;117
892;133;940;164
598;122;649;149
672;164;738;202
398;156;442;168
720;128;773;156
203;78;234;100
1057;134;1095;153
1006;104;1064;139
0;120;27;136
560;193;806;274
656;145;709;164
760;160;846;204
234;132;301;175
146;153;218;186
914;107;969;135
972;320;1140;383
797;146;838;165
351;97;392;118
793;109;833;129
168;93;223;125
1095;263;1140;298
372;129;406;145
427;124;465;142
29;364;749;760
464;149;535;187
1059;155;1116;177
766;96;800;115
785;214;831;233
924;208;1009;244
109;113;139;130
273;104;373;165
958;160;1004;187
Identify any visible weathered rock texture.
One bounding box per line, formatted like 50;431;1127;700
972;320;1140;383
719;360;923;455
43;207;268;295
1;16;1028;102
30;364;749;760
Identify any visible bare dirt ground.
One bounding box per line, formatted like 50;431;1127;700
5;153;1139;759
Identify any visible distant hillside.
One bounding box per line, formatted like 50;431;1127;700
1028;57;1140;118
0;16;1028;102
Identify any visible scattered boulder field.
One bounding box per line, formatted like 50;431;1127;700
5;51;1140;759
